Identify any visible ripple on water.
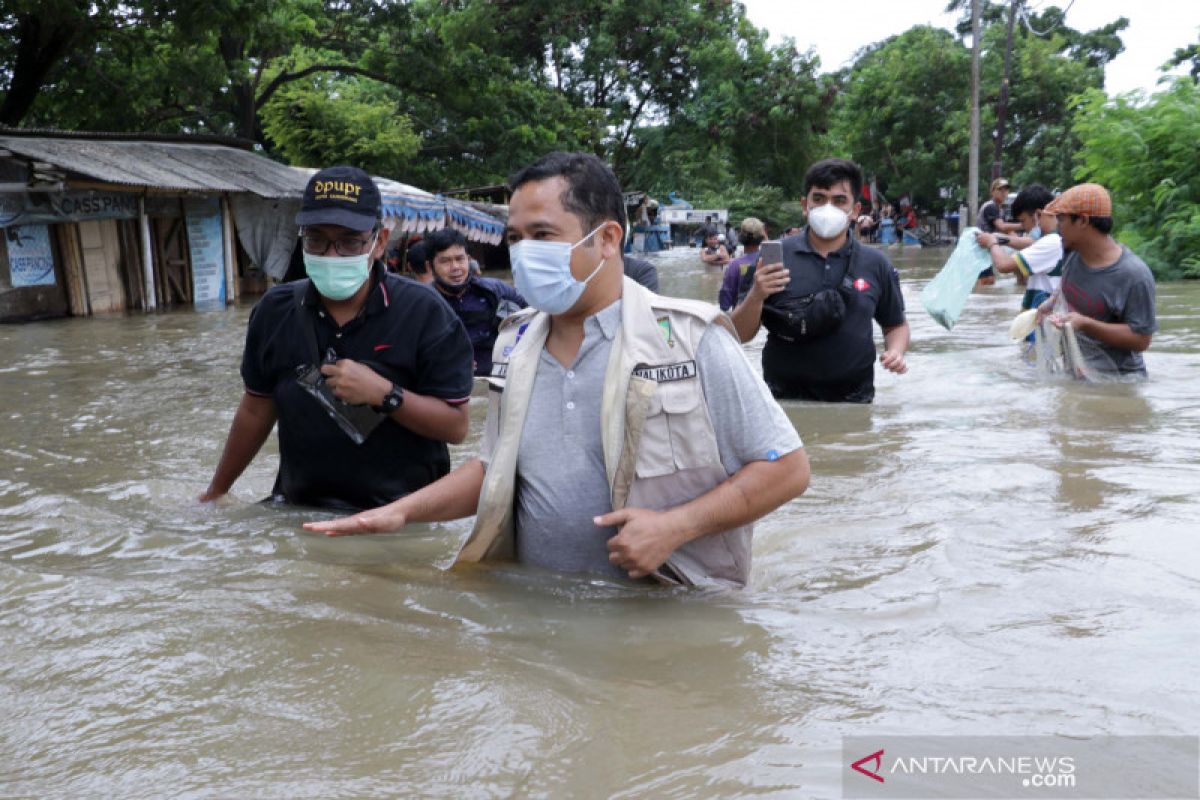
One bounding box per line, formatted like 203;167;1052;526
2;257;1199;796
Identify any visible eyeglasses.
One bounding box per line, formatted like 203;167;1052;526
300;230;377;256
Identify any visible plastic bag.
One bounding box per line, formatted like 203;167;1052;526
921;227;993;330
1031;294;1103;382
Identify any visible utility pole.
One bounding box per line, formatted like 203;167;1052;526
968;0;982;224
992;0;1021;180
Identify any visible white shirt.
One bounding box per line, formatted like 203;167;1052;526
1013;232;1064;295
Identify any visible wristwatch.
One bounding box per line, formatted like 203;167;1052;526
375;383;404;414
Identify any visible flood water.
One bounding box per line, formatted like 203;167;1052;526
2;246;1198;797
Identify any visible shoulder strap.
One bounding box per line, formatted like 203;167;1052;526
292;279;323;364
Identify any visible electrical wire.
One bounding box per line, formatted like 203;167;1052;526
1021;0;1076;37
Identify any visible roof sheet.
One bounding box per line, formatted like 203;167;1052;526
0;136;308;198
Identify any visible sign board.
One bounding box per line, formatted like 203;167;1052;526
4;224;57;287
184;197;226;307
660;208;728;225
0;191;139;226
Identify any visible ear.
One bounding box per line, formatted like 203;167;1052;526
800;197;810;214
599;220;624;258
852;201;862;218
372;224;392;260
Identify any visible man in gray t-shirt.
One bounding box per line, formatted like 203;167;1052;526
1040;183;1157;377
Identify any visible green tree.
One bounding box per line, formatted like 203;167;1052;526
827;26;971;209
621;15;828;199
984;5;1123;191
1166;35;1200;82
1072;80;1200;279
692;183;804;236
0;0;145;126
258;62;420;175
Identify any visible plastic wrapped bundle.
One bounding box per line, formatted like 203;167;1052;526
1029;294;1112;382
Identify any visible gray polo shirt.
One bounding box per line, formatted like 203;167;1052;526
480;300;803;579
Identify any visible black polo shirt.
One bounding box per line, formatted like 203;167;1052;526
741;229;906;390
241;265;474;510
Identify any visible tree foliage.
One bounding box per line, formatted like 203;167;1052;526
830;3;1126;210
827;26;970;209
1072;80;1200;280
0;0;831;194
7;0;1184;258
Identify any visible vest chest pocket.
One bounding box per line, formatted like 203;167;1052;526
486;360;508;394
635;379;721;478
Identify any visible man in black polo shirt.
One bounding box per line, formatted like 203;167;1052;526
731;158;910;403
200;166;475;510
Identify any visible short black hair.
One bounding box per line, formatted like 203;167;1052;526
1010;184;1054;217
803;158;864;200
1062;214;1115;234
424;227;468;261
406;240;428;275
508;151;626;237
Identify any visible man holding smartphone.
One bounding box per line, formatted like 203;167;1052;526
730;158;910;403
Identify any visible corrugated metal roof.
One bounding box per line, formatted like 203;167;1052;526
0;135;308;198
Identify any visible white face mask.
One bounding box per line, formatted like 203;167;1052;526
508;223;609;314
807;203;850;239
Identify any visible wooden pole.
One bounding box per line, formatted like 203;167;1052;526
220;194;238;304
139;196;157;311
992;0;1021;180
968;0;982;225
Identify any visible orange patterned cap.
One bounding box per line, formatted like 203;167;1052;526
1046;183;1112;217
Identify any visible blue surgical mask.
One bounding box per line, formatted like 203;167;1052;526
304;246;374;301
509;223;609;314
1029;224;1043;242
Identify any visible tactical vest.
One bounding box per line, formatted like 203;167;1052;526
451;277;754;588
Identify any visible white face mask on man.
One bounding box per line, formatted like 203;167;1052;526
807;203;851;239
508;223;609;314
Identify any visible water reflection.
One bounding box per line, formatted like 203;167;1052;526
2;246;1199;796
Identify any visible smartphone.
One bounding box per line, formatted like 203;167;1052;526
759;240;783;267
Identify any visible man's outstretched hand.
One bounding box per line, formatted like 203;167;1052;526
303;505;408;537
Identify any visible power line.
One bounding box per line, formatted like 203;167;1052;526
1021;0;1076;37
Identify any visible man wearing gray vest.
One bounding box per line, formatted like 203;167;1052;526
306;152;809;589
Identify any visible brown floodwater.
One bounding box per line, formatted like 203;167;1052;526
2;245;1198;797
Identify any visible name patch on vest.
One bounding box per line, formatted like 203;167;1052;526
633;360;697;383
490;362;508;379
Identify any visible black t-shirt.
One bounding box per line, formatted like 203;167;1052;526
740;230;906;388
623;256;660;292
978;200;1002;233
241;266;474;510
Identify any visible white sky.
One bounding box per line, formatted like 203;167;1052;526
740;0;1199;96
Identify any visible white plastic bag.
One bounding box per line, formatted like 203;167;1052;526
921;227;993;330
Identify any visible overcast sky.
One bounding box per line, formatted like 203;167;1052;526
740;0;1199;96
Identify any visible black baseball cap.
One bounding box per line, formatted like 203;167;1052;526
296;165;382;230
